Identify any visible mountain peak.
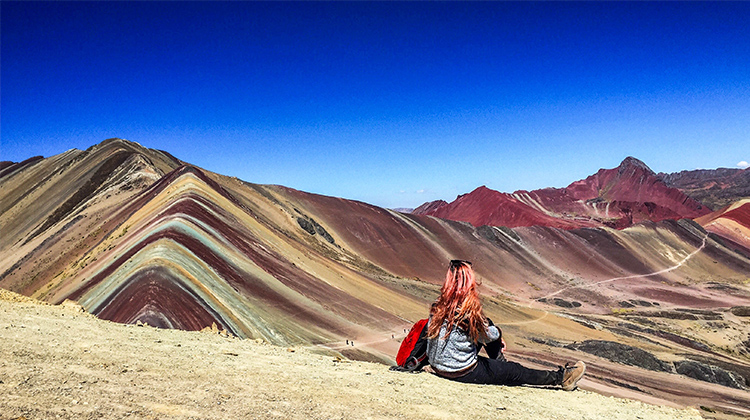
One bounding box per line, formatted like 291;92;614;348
619;157;654;174
413;156;711;229
412;199;448;215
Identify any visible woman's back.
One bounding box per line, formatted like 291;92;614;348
427;319;499;373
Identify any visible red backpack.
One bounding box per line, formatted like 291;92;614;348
391;319;430;372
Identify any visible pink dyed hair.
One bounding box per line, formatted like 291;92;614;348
427;260;487;343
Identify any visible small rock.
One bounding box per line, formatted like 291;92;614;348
730;306;750;317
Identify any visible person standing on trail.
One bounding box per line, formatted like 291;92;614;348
426;259;586;390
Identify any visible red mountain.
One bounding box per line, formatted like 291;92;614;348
412;199;447;215
414;157;711;229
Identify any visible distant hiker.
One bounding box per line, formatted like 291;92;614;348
346;340;349;345
425;260;585;390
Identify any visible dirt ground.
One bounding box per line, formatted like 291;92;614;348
0;289;704;420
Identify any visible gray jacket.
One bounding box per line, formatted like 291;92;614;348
426;319;500;372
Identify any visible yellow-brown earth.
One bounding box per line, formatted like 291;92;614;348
1;289;705;420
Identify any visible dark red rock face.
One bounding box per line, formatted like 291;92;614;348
722;202;750;227
427;186;590;230
568;157;708;217
418;157;711;229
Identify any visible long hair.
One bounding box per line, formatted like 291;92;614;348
427;260;487;343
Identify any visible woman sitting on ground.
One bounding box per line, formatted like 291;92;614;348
426;259;586;390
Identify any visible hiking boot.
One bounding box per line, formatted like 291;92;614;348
561;361;586;391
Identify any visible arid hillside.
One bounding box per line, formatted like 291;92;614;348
1;138;750;417
0;290;707;420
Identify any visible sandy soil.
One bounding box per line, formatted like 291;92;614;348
0;290;704;420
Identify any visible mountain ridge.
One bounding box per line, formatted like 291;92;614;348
414;157;715;229
660;167;750;211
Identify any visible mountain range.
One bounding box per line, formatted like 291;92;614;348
413;157;749;230
1;138;750;417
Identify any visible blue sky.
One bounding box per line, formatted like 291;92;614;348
2;2;749;208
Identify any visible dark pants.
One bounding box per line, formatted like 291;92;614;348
451;356;561;386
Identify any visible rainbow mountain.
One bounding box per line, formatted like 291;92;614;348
2;138;750;416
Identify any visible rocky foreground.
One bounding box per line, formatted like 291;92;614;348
0;290;704;420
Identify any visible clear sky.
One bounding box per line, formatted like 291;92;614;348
2;2;749;209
